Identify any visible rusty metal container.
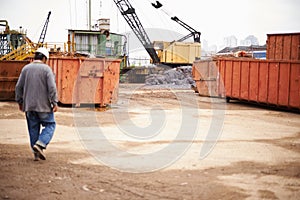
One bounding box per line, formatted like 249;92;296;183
219;58;300;110
0;57;120;106
193;32;300;111
192;59;224;97
267;32;300;61
193;58;300;110
47;57;120;106
0;60;30;100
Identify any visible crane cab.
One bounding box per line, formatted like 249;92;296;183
153;41;201;66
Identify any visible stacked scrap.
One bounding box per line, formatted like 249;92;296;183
145;66;195;89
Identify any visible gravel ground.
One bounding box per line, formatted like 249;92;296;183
0;83;299;199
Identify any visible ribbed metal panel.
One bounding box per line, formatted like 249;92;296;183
267;32;300;61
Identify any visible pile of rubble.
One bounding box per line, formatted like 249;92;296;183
144;66;195;89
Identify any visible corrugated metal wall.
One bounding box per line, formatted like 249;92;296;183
267;32;300;60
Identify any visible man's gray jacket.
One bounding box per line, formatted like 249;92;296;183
15;61;58;112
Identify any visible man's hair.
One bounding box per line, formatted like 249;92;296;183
34;52;46;60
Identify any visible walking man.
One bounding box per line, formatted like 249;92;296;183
15;47;58;161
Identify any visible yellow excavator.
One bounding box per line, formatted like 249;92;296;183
0;11;51;61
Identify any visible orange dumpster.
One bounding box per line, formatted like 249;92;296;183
0;60;30;100
193;58;300;111
0;57;121;106
193;32;300;111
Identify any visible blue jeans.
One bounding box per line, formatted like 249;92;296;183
25;111;56;149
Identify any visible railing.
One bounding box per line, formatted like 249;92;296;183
0;40;125;60
0;42;68;61
74;43;125;58
0;43;35;61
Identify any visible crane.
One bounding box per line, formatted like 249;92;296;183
150;1;201;43
0;20;10;34
171;16;201;43
112;0;160;64
38;11;51;45
113;0;201;66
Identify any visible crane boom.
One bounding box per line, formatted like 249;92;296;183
171;16;201;43
38;11;51;44
112;0;160;63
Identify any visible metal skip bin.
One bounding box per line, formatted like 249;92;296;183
0;58;120;106
0;60;30;100
192;59;225;97
48;57;120;106
267;32;300;61
218;59;300;110
193;58;300;110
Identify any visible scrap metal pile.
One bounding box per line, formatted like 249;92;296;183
145;66;195;89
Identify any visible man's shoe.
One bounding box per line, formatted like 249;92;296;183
33;152;39;161
33;144;46;160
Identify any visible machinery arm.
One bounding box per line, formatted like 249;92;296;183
171;16;201;43
38;11;51;44
0;20;10;33
113;0;160;63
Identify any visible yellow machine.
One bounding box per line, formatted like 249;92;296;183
0;12;51;61
154;41;201;65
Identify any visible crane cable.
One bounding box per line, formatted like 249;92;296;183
131;0;156;28
145;0;183;40
146;0;175;39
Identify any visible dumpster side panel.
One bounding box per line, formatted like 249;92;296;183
192;60;220;97
267;33;300;61
55;58;81;104
267;35;276;60
258;62;269;103
274;36;283;61
278;62;290;106
240;61;250;100
208;61;219;97
196;60;210;97
249;61;259;102
291;34;300;61
268;62;279;104
200;61;211;96
289;63;300;108
0;60;29;100
218;60;226;97
224;60;233;97
76;59;105;105
232;61;241;98
103;60;120;105
282;35;292;60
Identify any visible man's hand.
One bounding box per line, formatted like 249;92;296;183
52;105;58;112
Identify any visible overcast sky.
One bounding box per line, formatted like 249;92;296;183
1;0;299;49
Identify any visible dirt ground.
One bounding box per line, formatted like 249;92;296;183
0;84;299;200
